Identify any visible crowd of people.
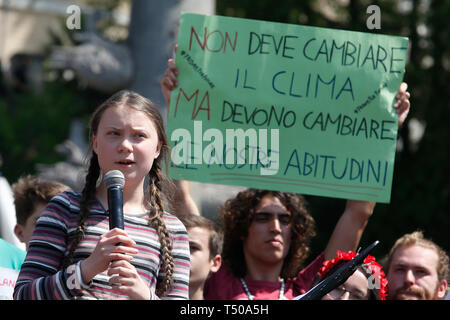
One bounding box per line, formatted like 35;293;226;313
0;56;448;301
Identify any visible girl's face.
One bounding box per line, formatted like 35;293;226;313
93;105;161;187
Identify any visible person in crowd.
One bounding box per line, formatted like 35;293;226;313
14;90;190;300
385;231;448;300
178;214;222;299
203;190;376;299
13;174;70;250
315;249;388;300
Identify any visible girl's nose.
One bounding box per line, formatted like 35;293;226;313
118;138;133;153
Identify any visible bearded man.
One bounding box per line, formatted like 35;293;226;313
386;231;448;300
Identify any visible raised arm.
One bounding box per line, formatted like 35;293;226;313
161;58;200;216
324;200;375;260
324;82;410;260
172;180;201;216
161;58;178;107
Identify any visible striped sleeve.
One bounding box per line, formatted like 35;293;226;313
13;191;89;300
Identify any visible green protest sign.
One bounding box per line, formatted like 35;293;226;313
167;13;408;203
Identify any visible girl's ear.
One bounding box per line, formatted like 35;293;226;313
154;141;162;159
92;135;98;154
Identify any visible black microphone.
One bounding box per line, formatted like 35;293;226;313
104;170;125;230
295;240;379;300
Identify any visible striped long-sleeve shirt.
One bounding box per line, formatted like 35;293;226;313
13;190;190;300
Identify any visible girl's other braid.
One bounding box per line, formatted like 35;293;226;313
148;164;174;296
63;153;100;268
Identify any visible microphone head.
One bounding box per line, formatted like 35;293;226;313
104;170;125;189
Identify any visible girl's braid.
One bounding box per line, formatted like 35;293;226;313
63;153;100;268
147;163;174;297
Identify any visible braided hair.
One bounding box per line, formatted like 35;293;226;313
63;90;174;296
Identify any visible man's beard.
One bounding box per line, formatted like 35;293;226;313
390;284;440;300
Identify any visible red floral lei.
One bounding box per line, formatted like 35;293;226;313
318;250;388;300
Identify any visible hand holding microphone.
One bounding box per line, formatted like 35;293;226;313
80;228;138;284
80;170;139;284
103;170;143;290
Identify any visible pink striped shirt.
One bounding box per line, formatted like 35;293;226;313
13;191;190;300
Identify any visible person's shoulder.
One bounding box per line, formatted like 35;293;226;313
50;190;84;209
162;211;188;233
216;264;235;279
0;238;26;269
295;252;325;278
207;264;236;286
50;189;81;203
204;264;238;299
42;190;82;221
291;252;325;293
0;238;25;253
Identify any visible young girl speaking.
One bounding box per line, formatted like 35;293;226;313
14;90;190;300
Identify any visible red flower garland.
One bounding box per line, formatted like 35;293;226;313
318;250;388;300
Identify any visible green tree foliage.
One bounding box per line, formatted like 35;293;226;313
0;81;96;183
216;0;450;263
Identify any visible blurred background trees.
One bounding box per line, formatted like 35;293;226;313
0;0;448;262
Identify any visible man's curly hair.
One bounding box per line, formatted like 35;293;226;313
220;189;316;279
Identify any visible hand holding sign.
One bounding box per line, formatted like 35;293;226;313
394;82;410;127
161;58;178;107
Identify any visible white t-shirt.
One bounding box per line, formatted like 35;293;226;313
0;267;20;300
